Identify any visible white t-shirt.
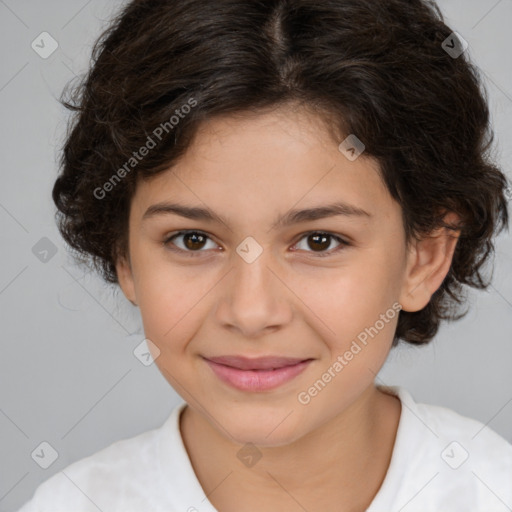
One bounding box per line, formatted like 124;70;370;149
17;385;512;512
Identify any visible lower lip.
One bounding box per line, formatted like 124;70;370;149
204;359;312;392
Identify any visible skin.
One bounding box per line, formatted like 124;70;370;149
116;104;460;512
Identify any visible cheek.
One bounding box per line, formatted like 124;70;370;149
133;262;217;360
132;262;188;339
295;255;402;346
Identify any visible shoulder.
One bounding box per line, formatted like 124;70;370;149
386;386;512;510
414;394;512;466
17;406;183;512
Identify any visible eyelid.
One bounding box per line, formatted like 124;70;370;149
163;229;351;257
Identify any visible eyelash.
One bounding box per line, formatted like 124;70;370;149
162;230;351;258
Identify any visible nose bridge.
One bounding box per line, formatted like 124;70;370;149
234;245;271;289
232;234;275;286
232;238;278;301
217;237;291;336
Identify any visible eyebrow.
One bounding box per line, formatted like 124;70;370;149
142;201;371;230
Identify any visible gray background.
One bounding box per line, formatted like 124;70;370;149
0;0;511;510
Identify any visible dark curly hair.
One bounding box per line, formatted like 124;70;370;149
53;0;509;347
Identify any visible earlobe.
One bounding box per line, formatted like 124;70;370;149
399;212;461;312
115;256;138;306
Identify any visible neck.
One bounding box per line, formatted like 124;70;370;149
180;384;401;512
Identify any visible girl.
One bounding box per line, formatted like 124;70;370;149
18;0;512;510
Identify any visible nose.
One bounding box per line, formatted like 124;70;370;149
215;246;293;338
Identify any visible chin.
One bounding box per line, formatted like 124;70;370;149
221;411;306;448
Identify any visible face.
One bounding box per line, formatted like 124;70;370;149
116;105;454;447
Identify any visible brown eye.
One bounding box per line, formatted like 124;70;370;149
163;231;217;255
307;233;331;252
182;232;207;250
293;232;349;256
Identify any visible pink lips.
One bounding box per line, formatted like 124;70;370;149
204;355;313;392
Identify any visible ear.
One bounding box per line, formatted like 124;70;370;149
115;255;138;307
399;212;461;312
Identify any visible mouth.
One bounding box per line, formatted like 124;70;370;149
203;355;314;392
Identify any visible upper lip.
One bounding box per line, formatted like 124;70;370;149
204;355;312;370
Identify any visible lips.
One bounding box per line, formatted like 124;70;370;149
203;355;314;392
204;355;310;371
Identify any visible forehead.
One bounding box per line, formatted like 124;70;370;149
131;106;396;224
